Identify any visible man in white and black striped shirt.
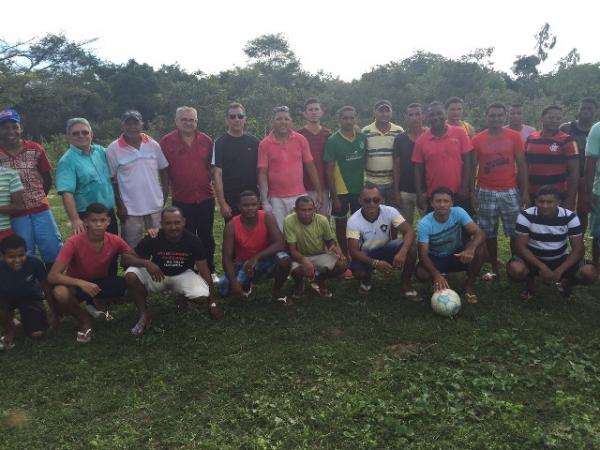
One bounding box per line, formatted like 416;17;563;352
507;185;597;301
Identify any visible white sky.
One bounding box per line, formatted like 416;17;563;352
4;1;598;80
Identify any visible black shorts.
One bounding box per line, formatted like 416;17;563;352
75;276;127;305
332;194;361;219
427;252;469;274
512;255;585;280
0;294;48;334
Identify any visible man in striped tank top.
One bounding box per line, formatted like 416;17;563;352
220;191;291;304
507;185;597;301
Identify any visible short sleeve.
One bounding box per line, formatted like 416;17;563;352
319;215;335;241
155;143;169;169
515;212;531;235
586;124;600;157
566;212;583;236
106;145;118;177
134;236;153;259
56;155;76;194
299;135;313;162
115;236;133;255
346;216;361;240
212;139;221;167
283;216;298;244
55;238;76;266
456;207;473;226
417;218;430;244
458;128;473;153
563;137;579;159
37;147;53;172
323;138;335;162
257;140;268;169
412;138;424;163
9;171;23;193
387;206;405;228
30;257;47;283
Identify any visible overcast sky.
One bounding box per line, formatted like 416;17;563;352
3;1;598;80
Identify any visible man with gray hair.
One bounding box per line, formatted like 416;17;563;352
107;110;169;248
160;106;217;276
57;118;119;238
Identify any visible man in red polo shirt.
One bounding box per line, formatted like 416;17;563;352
525;105;579;210
258;106;323;231
160;106;216;275
297;98;331;217
413;101;473;214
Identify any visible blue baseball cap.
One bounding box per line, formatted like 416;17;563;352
0;109;20;124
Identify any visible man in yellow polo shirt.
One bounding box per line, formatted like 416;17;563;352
362;100;404;206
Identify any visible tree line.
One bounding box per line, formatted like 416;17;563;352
1;24;599;165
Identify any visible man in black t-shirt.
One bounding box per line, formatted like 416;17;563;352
212;102;260;221
560;97;598;233
392;103;427;225
125;207;224;336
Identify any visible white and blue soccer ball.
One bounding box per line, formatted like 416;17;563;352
431;289;461;317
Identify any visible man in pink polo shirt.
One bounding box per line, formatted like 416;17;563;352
258;106;323;230
413;101;473;214
160;106;216;274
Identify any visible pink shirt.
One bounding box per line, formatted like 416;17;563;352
257;131;313;198
412;125;473;195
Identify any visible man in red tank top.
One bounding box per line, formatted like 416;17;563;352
220;191;291;304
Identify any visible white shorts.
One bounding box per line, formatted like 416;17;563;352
125;267;209;299
291;253;339;272
307;190;331;216
269;195;305;231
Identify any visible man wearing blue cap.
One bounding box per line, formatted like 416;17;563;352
0;109;62;266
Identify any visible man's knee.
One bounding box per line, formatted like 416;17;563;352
52;285;72;303
507;260;528;281
577;264;598;285
415;265;431;281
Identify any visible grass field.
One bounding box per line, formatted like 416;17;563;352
2;194;600;449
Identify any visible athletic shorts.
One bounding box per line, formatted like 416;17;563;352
511;255;585;281
350;240;404;274
291;253;339;272
426;252;470;274
75;276;127;305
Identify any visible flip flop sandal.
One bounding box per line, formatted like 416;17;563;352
274;295;292;306
76;328;92;344
481;272;497;281
465;293;479;304
402;290;423;302
318;288;333;299
358;282;372;294
0;336;15;351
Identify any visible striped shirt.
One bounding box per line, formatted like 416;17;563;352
515;206;582;261
525;131;578;196
0;167;24;231
362;122;404;185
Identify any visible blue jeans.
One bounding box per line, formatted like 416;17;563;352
11;209;63;263
350;240;404;274
218;252;289;296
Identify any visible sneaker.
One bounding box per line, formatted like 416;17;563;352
342;269;354;280
0;336;15;351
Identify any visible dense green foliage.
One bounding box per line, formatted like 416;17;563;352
2;27;600;165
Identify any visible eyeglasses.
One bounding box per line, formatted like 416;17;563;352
362;197;381;204
228;114;245;120
273;106;290;113
71;130;90;137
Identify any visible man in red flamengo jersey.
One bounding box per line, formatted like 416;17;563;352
525;105;579;210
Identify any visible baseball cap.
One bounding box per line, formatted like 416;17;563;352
374;100;392;111
0;109;21;124
121;110;143;122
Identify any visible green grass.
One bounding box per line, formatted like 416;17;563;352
2;194;600;449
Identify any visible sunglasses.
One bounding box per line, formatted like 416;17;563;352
228;114;245;120
362;197;381;204
71;130;90;137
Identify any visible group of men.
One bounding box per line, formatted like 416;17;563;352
0;94;599;349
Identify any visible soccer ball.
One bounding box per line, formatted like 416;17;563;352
431;289;461;317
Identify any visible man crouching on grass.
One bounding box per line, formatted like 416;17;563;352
48;203;150;343
507;185;597;302
125;206;224;336
284;195;347;301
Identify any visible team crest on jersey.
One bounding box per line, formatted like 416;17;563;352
549;143;559;152
380;224;388;232
359;141;365;150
